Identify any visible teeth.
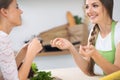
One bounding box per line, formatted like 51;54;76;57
90;16;96;19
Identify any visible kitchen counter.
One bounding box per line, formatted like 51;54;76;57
43;67;103;80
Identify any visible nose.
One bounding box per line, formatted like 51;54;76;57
85;7;93;14
20;9;23;14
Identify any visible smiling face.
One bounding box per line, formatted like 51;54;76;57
85;0;109;24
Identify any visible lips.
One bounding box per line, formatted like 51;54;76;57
89;14;99;20
90;16;96;20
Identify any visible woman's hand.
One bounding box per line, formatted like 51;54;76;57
79;45;97;58
26;37;43;58
50;38;73;50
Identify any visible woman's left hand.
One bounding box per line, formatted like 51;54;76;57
79;45;97;58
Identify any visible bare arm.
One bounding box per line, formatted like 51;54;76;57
18;38;43;80
89;43;120;75
15;44;27;68
92;52;120;75
69;45;92;75
51;38;91;75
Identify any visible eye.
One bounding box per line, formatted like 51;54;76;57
16;6;19;9
16;4;19;9
85;5;89;9
93;4;98;8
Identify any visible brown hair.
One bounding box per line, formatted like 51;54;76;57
88;24;100;75
87;0;114;75
100;0;113;19
0;0;13;9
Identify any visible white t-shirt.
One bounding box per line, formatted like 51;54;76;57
88;21;120;75
96;21;120;50
0;31;19;80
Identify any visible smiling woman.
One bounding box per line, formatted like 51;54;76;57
50;0;120;77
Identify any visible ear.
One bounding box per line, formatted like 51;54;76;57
0;8;8;17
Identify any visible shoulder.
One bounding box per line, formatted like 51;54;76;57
0;31;9;40
0;31;11;51
0;31;9;42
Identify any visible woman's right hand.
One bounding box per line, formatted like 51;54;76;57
50;38;73;50
26;37;43;58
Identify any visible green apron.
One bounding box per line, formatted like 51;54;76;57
96;21;116;74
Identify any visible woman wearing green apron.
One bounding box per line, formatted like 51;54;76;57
94;21;116;75
50;0;120;77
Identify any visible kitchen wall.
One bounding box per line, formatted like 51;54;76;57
113;0;120;21
10;0;84;51
10;0;120;51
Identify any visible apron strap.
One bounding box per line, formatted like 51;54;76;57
111;21;116;50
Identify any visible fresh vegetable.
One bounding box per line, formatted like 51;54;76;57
31;63;38;74
66;11;76;27
74;15;82;24
30;71;54;80
28;63;38;78
29;63;54;80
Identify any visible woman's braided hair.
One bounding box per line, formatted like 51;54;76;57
87;24;100;75
89;24;100;46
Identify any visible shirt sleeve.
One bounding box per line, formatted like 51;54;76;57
0;35;19;80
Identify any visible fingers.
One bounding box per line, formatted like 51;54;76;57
79;45;85;53
79;45;87;52
79;44;95;57
79;45;88;56
29;37;43;53
79;45;82;53
50;38;62;47
51;38;75;51
22;43;29;48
